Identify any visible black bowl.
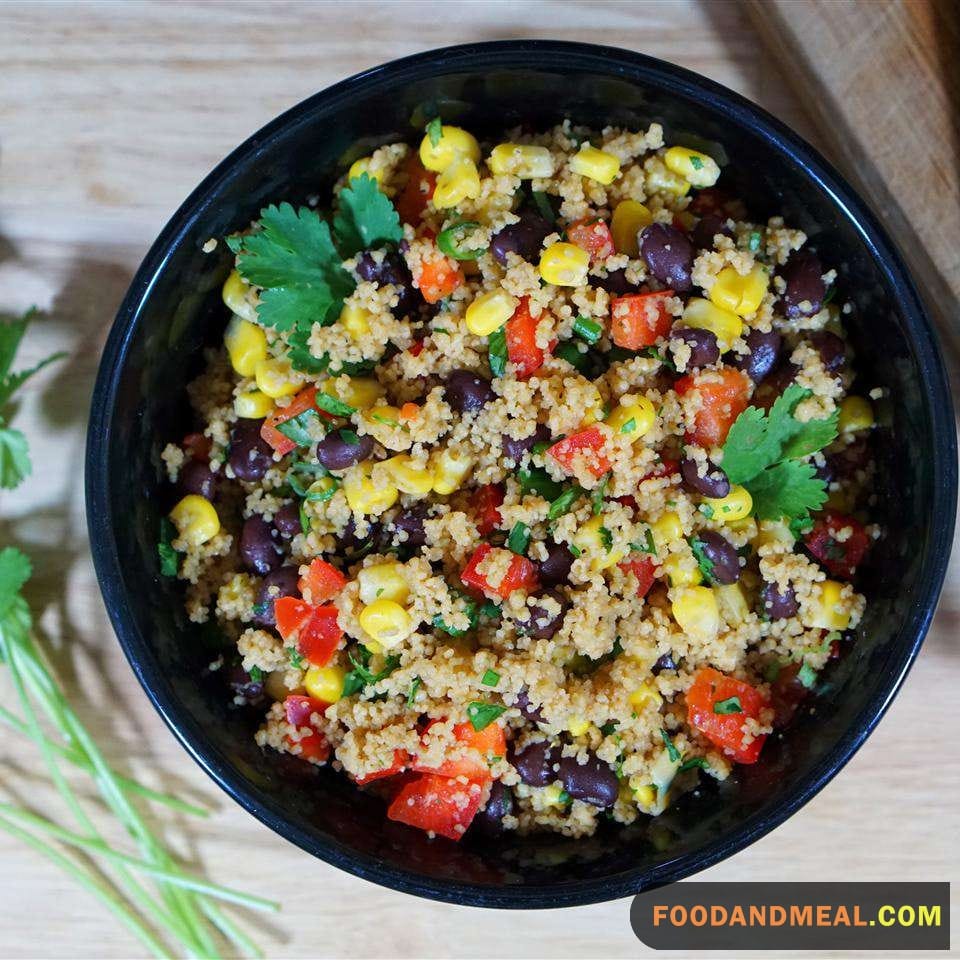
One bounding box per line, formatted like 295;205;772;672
86;41;956;907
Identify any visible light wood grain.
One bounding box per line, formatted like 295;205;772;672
0;3;957;959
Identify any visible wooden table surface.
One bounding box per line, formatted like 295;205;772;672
1;3;957;958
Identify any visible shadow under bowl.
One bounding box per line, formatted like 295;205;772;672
86;41;956;908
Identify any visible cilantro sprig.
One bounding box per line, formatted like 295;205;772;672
721;385;837;525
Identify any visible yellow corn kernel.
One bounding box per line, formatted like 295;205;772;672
570;145;621;185
579;384;606;425
383;455;434;497
362;639;383;655
358;599;414;648
432;156;481;209
464;290;519;337
539;242;590;287
431;446;474;495
715;582;750;625
322;376;382;411
804;580;851;631
629;682;663;711
631;781;657;807
606;398;656;440
651;511;684;550
838;396;874;434
727;517;758;541
540;783;566;806
221;269;258;323
347;157;380;183
645;161;690;197
234;390;274;419
254;358;303;399
566;716;590;737
339;303;372;341
419;125;481;172
574;515;627;570
661;553;703;588
357;562;409;605
703;484;753;523
708;265;769;317
488;143;555;179
224;315;268;377
664;146;721;188
303;665;346;704
610;200;653;257
671;585;721;642
343;462;399;516
169;495;220;547
753;520;795;552
682;297;743;348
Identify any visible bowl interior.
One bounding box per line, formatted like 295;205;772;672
88;44;955;907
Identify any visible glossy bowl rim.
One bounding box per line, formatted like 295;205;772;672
86;39;957;908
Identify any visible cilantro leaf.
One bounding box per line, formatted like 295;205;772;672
0;546;32;621
314;393;355;417
0;309;67;410
779;410;840;460
333;173;404;258
746;459;828;522
157;517;181;577
466;701;506;732
232;203;353;333
720;405;781;484
0;426;31;489
488;327;507;378
426;117;443;147
287;326;329;374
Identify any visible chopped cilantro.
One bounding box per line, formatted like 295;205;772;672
797;662;818;689
248;666;263;683
341;647;400;698
466;701;507;732
481;669;500;687
339;428;361;445
275;408;320;447
333;172;404;258
531;190;555;223
629;528;657;556
591;473;609;516
678;756;709;772
157;517;180;577
407;676;422;707
369;413;399;428
488;327;508;378
689;536;716;582
660;728;681;763
620;417;636;434
506;522;530;556
519;467;563;501
315;392;356;417
600;720;620;736
553;340;591;373
748;230;762;253
573;315;602;344
568;543;582;558
548;485;581;520
689;154;704;170
713;696;742;715
299;501;310;536
425;116;443;147
287;647;305;669
599;525;614;552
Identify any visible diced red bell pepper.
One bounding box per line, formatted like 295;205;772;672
182;432;211;463
283;695;330;763
547;425;611;479
505;297;546;379
566;217;615;261
298;558;347;603
686;667;769;764
769;662;809;728
461;544;539;600
415;249;463;304
609;291;673;350
675;367;751;447
641;456;681;480
355;749;409;785
274;596;312;640
413;720;505;781
688;187;730;217
804;511;869;580
387;774;487;841
297;605;343;667
409;339;425;357
260;385;323;456
474;484;505;537
618;554;657;598
395;154;436;225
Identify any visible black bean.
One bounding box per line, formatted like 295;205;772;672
240;515;283;575
770;661;808;727
228;419;274;482
514;688;545;724
178;460;218;500
515;590;569;640
511;739;560;787
445;369;495;414
761;361;799;401
251;565;300;628
502;424;551;463
595;268;636;295
808;330;846;373
473;781;513;837
557;753;619;808
538;540;574;587
490;211;553;265
652;652;677;675
681;456;730;498
732;329;782;383
759;581;798;620
336;516;382;557
670;326;720;369
694;530;740;585
826;436;871;481
691;214;733;250
316;431;374;471
779;251;825;318
225;664;264;702
273;502;302;540
356;250;421;318
639;223;694;292
390;503;429;549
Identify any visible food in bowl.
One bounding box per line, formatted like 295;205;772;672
159;117;876;841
